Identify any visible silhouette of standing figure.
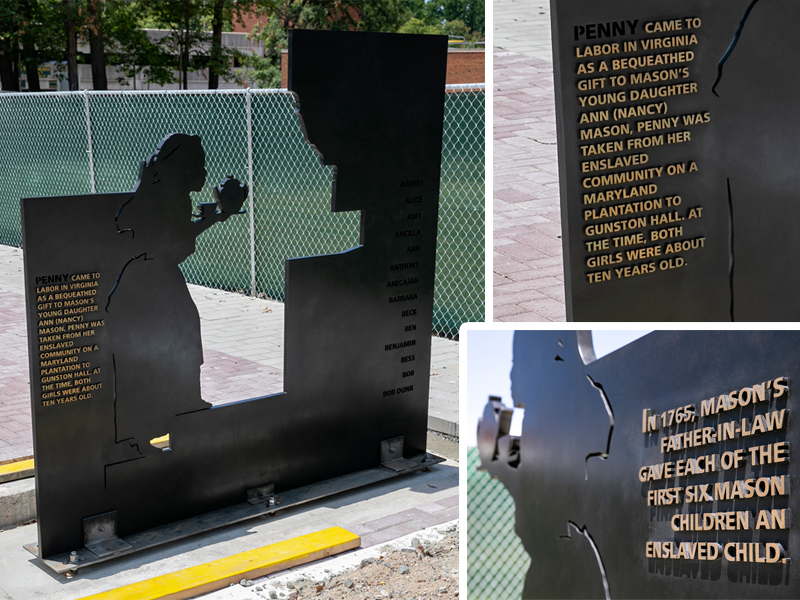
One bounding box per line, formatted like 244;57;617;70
107;133;246;453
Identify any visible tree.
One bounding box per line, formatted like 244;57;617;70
19;0;43;91
208;0;224;88
65;0;79;90
242;0;405;89
207;0;252;89
441;0;484;36
102;0;178;88
144;0;208;89
398;0;442;27
0;0;81;92
0;0;22;91
86;0;108;90
398;17;440;36
398;0;485;42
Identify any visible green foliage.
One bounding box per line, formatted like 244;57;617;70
396;3;484;44
441;0;485;35
354;0;406;33
240;0;486;89
442;19;470;39
397;0;484;37
2;0;484;91
0;0;64;88
398;17;441;36
238;53;280;89
23;0;64;63
139;0;209;87
398;0;443;26
103;0;178;86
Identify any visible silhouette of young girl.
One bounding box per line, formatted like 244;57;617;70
107;133;246;453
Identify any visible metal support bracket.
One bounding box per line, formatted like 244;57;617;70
246;483;279;506
380;436;419;472
83;511;132;558
25;451;444;574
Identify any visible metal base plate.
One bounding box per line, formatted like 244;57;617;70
25;452;444;574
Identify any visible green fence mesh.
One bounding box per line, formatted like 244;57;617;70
468;446;530;600
0;85;484;337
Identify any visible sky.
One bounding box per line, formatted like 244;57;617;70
463;330;652;446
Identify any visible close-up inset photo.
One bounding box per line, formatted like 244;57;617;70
495;0;800;321
466;328;795;598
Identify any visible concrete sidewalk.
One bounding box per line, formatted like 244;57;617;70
493;0;567;321
0;241;460;598
0;458;458;600
0;244;459;464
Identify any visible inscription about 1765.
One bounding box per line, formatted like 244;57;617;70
640;377;790;564
478;331;798;598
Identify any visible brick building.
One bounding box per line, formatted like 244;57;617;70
279;47;484;88
233;12;485;88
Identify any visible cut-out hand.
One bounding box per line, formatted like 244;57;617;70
213;175;248;218
197;175;248;223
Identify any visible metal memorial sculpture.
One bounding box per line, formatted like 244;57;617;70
478;330;797;598
551;0;800;320
21;30;448;572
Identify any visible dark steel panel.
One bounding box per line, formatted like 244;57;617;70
551;0;800;320
23;452;441;574
478;330;799;598
21;30;448;559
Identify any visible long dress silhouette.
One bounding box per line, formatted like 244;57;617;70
107;133;246;453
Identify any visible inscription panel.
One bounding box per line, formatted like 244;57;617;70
552;0;800;320
478;330;800;598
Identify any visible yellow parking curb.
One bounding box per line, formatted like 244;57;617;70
78;526;360;600
0;458;34;483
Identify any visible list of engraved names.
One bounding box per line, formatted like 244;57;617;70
382;179;426;400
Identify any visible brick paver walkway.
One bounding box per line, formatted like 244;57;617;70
0;289;31;464
352;493;459;548
0;244;458;463
493;1;567;321
494;0;553;62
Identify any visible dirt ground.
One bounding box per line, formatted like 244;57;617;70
243;524;459;600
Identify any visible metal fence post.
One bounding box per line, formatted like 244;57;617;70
83;90;96;193
246;88;256;297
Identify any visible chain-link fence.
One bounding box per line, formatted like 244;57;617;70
0;84;484;337
468;446;530;600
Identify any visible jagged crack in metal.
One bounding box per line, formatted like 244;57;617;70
559;521;611;600
727;178;735;322
584;375;614;481
156;143;181;163
712;0;762;96
111;353;139;449
114;195;134;237
107;353;142;490
105;253;152;312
